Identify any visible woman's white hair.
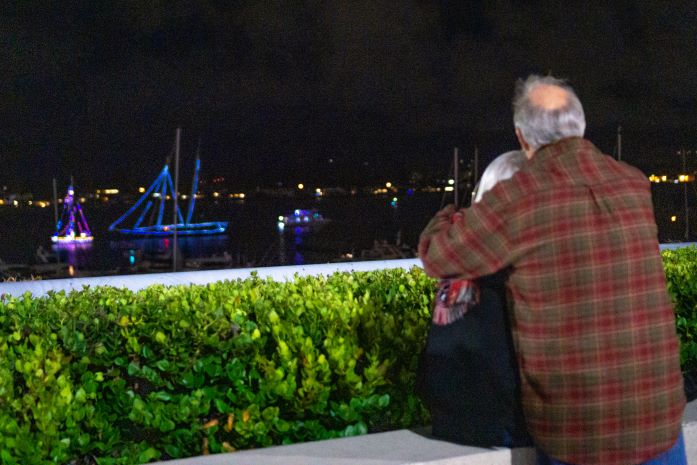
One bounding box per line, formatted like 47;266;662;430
473;150;525;203
513;75;586;151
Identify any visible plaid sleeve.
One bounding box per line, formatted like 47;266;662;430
418;196;514;279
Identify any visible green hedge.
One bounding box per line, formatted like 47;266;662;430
663;246;697;372
0;249;696;464
0;268;434;464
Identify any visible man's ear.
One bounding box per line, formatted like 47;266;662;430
515;128;533;159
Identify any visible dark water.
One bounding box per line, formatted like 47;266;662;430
0;186;688;277
0;193;444;275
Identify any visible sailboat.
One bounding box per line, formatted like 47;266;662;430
108;135;228;237
51;183;94;243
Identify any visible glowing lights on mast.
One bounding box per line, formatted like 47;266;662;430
51;183;94;243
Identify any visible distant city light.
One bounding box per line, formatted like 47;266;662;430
671;215;677;222
385;182;392;188
297;183;304;190
648;174;693;183
213;192;220;198
448;179;455;185
444;186;454;192
138;187;146;193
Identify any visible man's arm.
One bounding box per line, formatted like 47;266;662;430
418;198;514;279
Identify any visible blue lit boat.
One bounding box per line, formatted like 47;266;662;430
52;183;94;243
109;142;228;237
277;209;328;232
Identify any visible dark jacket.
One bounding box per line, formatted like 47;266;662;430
416;271;531;448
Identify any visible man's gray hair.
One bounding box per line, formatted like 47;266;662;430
513;75;586;150
473;150;525;203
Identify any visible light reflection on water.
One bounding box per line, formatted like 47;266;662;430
0;194;442;275
51;241;93;268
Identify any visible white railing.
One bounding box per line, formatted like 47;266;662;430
2;241;696;299
0;258;421;298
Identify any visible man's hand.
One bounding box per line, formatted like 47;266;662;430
419;204;460;260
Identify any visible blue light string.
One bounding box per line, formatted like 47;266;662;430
156;168;168;227
186;157;200;225
164;169;185;225
134;201;153;229
109;166;167;231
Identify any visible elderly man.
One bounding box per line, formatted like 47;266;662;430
418;75;686;465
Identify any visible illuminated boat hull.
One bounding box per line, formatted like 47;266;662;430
277;209;328;232
51;235;94;243
114;221;228;236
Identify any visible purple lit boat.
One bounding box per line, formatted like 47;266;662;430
51;183;94;243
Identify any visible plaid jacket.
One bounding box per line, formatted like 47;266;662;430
419;137;685;464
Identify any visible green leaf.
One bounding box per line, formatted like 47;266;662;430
127;362;140;376
155;359;171;371
137;447;161;463
154;391;172;402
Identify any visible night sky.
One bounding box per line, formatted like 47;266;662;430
2;1;697;195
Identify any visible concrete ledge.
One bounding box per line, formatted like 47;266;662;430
0;258;421;298
2;240;693;298
151;400;697;465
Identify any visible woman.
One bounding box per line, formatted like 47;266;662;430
417;150;531;448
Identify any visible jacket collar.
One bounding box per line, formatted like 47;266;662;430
527;137;594;168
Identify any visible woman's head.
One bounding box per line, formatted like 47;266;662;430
473;150;525;203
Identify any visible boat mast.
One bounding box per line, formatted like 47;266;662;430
682;148;690;241
173;127;181;272
187;140;201;226
52;178;59;227
473;145;479;188
453;147;459;208
617;126;622;161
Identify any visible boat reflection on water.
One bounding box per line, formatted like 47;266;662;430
43;242;92;277
50;241;92;264
109;235;239;272
259;220;309;267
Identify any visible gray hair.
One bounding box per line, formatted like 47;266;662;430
473;150;525;203
512;75;586;151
